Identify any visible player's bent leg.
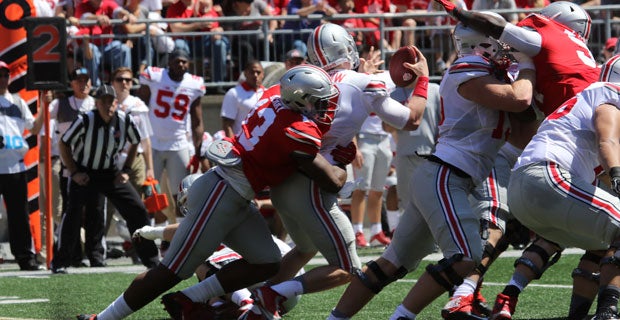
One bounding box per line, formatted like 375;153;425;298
491;237;562;320
402;255;476;316
593;240;620;319
124;264;183;311
329;258;407;319
569;250;603;319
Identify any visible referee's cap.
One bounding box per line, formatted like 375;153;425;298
95;84;116;99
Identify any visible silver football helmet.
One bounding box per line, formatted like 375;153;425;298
540;1;591;41
177;173;202;216
280;64;340;126
307;23;360;71
600;55;620;83
452;12;507;61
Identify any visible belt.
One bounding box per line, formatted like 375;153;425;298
426;155;471;179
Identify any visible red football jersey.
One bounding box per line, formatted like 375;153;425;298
231;86;323;193
517;14;600;115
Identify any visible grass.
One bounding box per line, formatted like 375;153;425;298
0;248;587;320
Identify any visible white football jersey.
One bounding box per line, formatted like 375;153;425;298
140;67;206;151
329;68;396;93
516;82;620;183
321;81;410;164
435;55;510;184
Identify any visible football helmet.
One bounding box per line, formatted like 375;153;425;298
280;65;340;126
307;23;360;71
177;173;202;216
600;55;620;83
452;12;508;62
540;1;591;41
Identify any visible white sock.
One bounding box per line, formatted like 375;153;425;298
452;278;477;297
231;288;253;306
271;277;305;299
97;294;134;320
353;223;364;234
370;223;382;235
389;304;416;320
508;272;529;292
386;210;401;231
181;275;225;303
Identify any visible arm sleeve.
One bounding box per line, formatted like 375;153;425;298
374;97;411;130
499;23;543;57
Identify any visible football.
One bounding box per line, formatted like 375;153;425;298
389;46;418;87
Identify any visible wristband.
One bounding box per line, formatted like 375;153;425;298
610;167;620;179
412;76;429;99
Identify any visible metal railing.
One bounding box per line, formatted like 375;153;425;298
69;5;620;89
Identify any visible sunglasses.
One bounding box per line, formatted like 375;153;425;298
115;77;133;83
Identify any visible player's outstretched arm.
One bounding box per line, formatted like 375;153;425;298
434;0;506;39
293;151;347;193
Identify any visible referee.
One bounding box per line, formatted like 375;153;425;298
51;85;159;274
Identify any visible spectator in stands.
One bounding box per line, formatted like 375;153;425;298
515;0;549;21
74;0;136;86
602;37;618;64
116;0;154;75
220;0;278;64
350;116;394;248
390;0;428;49
34;68;107;270
220;60;265;138
428;0;465;75
268;0;290;27
472;0;518;24
166;0;229;84
54;85;160;274
0;61;44;271
332;0;365;47
354;0;393;50
279;0;337;56
137;48;207;227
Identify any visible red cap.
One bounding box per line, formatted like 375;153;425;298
0;61;9;71
606;37;618;51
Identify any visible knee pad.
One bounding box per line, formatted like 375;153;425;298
426;254;465;292
571;267;601;283
354;260;408;294
513;243;562;279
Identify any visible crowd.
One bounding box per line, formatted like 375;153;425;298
1;0;620;319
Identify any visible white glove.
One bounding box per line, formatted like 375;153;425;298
132;226;165;241
512;51;535;71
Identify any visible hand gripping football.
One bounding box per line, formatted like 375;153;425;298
389;46;418;87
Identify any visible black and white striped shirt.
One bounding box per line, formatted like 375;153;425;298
61;109;141;171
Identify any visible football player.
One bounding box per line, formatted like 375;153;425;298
433;2;602;318
507;58;620;320
246;23;431;320
77;65;348;320
327;18;535;320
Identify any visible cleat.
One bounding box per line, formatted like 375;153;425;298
473;284;491;316
251;286;287;320
441;294;487;320
490;293;518;320
355;231;369;248
370;231;391;246
161;291;214;320
76;315;97;320
592;306;620;320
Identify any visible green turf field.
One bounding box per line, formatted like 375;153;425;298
0;248;587;319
